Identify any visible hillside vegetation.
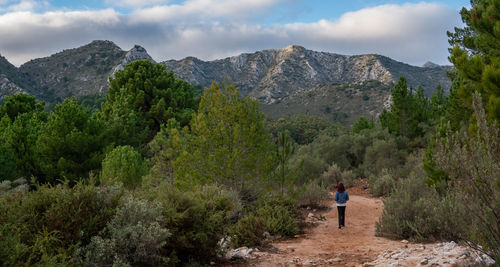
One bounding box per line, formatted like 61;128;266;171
0;1;499;266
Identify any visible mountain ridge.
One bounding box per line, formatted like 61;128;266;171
0;41;451;124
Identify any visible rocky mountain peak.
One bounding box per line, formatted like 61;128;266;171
112;45;155;76
281;45;306;53
422;61;441;68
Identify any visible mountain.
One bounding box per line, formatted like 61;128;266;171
0;40;154;103
0;41;451;124
163;45;451;124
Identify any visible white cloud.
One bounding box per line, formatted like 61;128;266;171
104;0;171;8
0;0;47;12
129;0;284;24
0;2;462;67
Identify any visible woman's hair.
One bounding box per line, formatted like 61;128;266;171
337;182;345;193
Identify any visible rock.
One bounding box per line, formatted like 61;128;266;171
226;246;253;260
362;184;368;190
210;261;216;265
268;245;279;253
362;263;376;267
332;257;343;262
287;245;296;251
263;231;271;239
307;212;315;218
420;258;428;265
217;236;231;251
401;239;409;244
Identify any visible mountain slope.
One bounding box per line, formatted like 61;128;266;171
162;45;451;124
163;45;451;103
0;42;451;124
18;40;126;102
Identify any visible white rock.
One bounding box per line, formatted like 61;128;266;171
226;247;253;260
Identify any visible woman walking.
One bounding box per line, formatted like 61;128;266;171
334;182;349;229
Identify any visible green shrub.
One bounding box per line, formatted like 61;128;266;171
253;195;302;237
376;172;467;241
257;204;299;237
77;197;171;266
341;170;356;188
289;152;327;185
321;163;342;189
362;139;406;176
138;184;236;264
0;182;122;265
297;181;329;208
101;145;148;189
230;213;266;247
368;169;396;197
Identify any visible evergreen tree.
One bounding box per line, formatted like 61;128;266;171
447;0;500;125
0;94;47;181
100;145;148;189
174;82;273;191
276;131;295;194
36;99;106;183
102;60;196;148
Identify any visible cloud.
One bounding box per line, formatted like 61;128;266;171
129;0;285;23
0;1;462;67
104;0;171;8
0;0;47;12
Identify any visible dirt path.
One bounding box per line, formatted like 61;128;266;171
243;192;415;266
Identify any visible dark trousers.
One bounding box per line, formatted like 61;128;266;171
337;206;346;227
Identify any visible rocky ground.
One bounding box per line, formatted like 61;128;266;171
222;186;494;266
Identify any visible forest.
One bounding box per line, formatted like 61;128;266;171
0;0;499;266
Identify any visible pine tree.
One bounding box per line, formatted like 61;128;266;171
173;82;273;191
447;0;500;125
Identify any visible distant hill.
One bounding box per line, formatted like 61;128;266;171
0;41;451;124
163;45;452;124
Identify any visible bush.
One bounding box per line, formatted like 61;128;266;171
257;204;299;237
368;169;396;197
376;172;467;241
0;182;122;265
288;152;327;185
230;213;266;247
298;181;329;208
77;197;171;266
341;170;356;188
362;139;406;176
254;195;302;237
320;163;342;189
101;145;148;189
138;183;237;264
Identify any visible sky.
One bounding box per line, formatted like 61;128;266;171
0;0;470;67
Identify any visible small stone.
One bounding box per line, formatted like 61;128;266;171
287;245;296;251
362;184;368;190
306;206;311;210
210;261;216;265
401;239;409;244
263;231;271;239
420;258;428;265
332;257;342;262
308;212;315;218
294;234;300;238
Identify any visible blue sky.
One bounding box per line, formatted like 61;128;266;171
0;0;470;66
